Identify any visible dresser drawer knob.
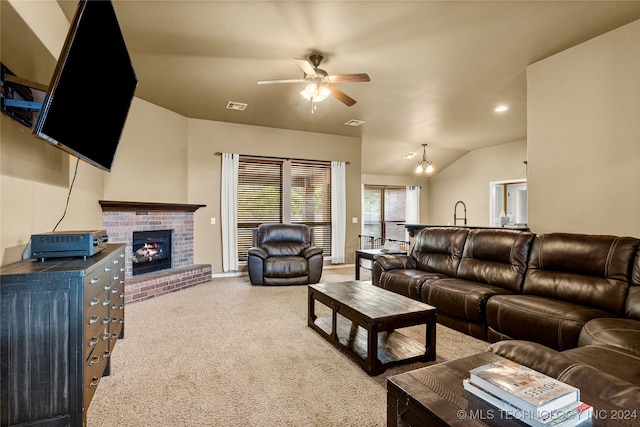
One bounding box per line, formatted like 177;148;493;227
89;297;100;307
89;376;100;388
102;317;110;325
103;299;111;306
102;332;110;341
89;355;100;366
88;315;99;324
90;277;100;284
104;266;112;272
104;284;111;291
88;336;99;347
103;350;111;359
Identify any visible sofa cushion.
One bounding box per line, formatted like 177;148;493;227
558;364;640;412
422;278;514;323
627;251;640;320
456;229;535;293
411;227;469;276
523;233;639;314
486;294;616;350
563;344;640;386
378;269;447;300
264;256;308;278
579;318;640;355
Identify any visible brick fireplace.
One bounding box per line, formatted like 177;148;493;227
100;200;212;304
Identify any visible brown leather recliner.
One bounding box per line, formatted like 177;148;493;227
248;223;323;286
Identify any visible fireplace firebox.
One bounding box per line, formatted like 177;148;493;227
132;229;172;276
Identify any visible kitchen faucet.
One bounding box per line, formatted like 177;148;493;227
454;201;467;225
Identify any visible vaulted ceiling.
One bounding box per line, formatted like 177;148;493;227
49;1;640;175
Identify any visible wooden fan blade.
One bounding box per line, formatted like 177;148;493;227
327;85;356;106
257;79;306;85
294;58;317;77
328;73;370;83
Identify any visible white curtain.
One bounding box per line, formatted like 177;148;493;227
406;186;421;240
221;153;239;272
331;161;346;264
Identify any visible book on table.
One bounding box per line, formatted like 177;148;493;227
468;360;580;418
463;379;592;427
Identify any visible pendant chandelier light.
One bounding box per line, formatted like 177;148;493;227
415;144;434;174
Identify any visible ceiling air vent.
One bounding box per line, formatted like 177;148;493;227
344;119;365;127
226;101;248;111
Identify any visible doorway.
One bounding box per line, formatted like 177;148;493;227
489;179;527;227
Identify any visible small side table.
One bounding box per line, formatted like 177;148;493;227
355;249;407;280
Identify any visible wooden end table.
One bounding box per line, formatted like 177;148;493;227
308;280;436;376
355;249;407;280
387;352;636;427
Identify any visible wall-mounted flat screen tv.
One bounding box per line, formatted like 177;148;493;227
34;0;137;172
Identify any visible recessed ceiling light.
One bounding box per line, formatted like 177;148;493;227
403;152;417;160
494;105;509;113
344;119;365;127
226;101;248;111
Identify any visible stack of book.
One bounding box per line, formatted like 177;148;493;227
464;359;593;427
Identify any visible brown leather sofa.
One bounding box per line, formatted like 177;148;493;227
373;227;536;340
374;226;640;409
486;232;639;350
248;223;323;285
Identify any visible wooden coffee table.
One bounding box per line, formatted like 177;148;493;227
388;352;635;427
307;280;436;376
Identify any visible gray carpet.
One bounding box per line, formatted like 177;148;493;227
87;266;489;426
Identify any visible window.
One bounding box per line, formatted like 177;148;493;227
237;156;331;261
363;185;406;242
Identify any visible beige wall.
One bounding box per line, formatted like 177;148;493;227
527;20;640;236
0;1;106;264
104;98;189;203
1;114;107;264
428;140;527;227
187;119;363;272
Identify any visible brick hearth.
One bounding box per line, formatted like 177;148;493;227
100;200;211;304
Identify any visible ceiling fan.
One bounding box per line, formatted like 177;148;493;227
257;54;370;108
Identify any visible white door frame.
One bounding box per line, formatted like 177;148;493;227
489;179;527;227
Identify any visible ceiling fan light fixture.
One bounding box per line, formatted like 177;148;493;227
300;83;330;102
316;85;331;101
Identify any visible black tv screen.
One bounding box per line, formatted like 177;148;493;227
34;0;137;172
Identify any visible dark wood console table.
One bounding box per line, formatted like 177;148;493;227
0;244;125;426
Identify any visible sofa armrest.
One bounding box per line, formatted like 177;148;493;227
489;340;640;411
373;254;416;271
488;340;576;378
247;247;269;260
302;246;323;259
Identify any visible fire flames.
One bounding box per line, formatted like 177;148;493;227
132;242;164;263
